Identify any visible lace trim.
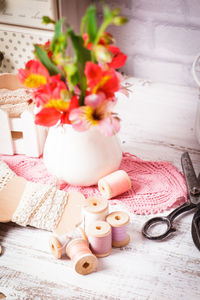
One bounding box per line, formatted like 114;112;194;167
12;181;68;231
0;88;33;117
0;88;33;104
0;159;15;192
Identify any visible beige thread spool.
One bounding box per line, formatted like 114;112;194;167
49;226;87;259
106;211;130;247
87;220;112;257
65;238;98;275
82;197;109;232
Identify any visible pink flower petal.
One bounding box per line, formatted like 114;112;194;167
98;116;120;136
84;92;106;109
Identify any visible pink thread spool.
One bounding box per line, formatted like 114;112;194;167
65;238;98;275
87;221;112;257
106;211;130;247
49;226;87;259
98;170;132;199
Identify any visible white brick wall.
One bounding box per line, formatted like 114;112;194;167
97;0;200;87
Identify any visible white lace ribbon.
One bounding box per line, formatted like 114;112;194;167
0;160;15;192
12;181;68;231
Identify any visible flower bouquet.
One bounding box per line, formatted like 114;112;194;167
18;4;128;186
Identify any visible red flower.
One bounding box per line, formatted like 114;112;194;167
83;33;126;69
18;60;49;88
34;74;67;107
35;95;79;126
108;46;127;69
83;33;93;50
83;32;114;49
43;41;53;59
85;62;119;98
35;107;61;126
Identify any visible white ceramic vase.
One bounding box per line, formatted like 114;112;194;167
43;125;122;186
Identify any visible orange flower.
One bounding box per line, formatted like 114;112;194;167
85;62;119;98
108;46;127;69
34;74;67;107
18;60;49;88
35;95;79;127
83;32;127;68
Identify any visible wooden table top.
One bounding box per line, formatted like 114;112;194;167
0;78;200;300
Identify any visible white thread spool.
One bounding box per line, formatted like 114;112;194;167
87;220;112;257
106;211;130;247
49;226;87;259
82;197;109;232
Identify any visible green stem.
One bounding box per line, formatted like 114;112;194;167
94;20;110;45
80;17;86;36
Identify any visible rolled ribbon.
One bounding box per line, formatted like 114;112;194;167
98;170;132;199
106;211;130;247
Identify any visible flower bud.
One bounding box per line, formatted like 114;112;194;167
113;16;128;26
93;45;112;64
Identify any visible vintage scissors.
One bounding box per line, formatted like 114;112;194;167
142;152;200;251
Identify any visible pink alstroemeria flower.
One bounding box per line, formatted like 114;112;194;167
69;92;120;136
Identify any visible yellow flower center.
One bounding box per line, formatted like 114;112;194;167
25;74;47;88
84;106;104;125
45;99;70;111
92;75;110;94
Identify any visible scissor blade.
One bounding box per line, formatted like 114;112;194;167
181;152;200;205
191;208;200;251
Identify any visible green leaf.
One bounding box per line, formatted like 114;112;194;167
54;18;65;37
103;5;113;23
64;63;80;89
85;5;98;43
34;45;65;81
67;27;91;99
51;18;67;54
67;27;91;65
42;16;56;25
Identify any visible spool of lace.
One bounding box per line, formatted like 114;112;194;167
49;226;87;259
87;220;112;257
98;170;132;199
82;197;108;232
106;211;130;247
65;238;98;275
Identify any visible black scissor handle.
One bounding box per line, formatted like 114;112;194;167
142;216;176;240
142;202;195;240
191;206;200;251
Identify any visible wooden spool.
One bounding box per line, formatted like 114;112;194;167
82;197;108;230
106;211;130;248
65;238;98;275
87;220;112;258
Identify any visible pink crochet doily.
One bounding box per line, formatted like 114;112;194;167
0;152;187;215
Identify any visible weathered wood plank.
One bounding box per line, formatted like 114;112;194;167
1;78;200;299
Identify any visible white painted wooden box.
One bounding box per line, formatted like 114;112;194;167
0;73;47;157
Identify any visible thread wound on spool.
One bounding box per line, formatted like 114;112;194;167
98;170;132;199
66;238;98;275
82;197;108;231
106;211;130;247
49;226;87;259
87;221;112;257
